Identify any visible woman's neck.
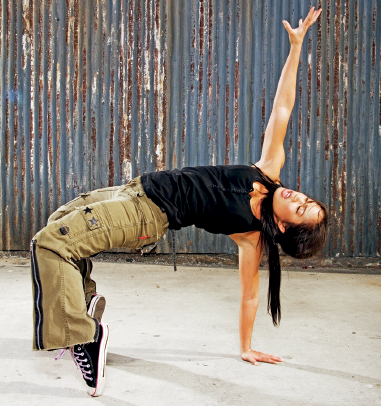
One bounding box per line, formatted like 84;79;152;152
249;181;268;220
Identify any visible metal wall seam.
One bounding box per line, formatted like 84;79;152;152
7;0;16;248
41;0;49;230
0;0;6;248
336;0;345;256
373;0;381;256
15;0;23;247
354;0;363;256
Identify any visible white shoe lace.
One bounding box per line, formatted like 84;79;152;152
55;347;93;381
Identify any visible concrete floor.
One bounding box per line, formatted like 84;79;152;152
0;257;380;406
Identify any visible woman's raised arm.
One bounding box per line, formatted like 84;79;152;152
255;7;322;182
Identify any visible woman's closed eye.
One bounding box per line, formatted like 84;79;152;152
296;198;309;215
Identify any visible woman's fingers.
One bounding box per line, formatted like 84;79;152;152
314;9;323;22
242;350;283;365
256;352;283;364
283;7;322;35
282;20;293;34
241;351;259;365
248;355;259;366
304;7;322;28
307;6;317;21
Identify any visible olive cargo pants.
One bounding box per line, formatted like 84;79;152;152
31;177;169;351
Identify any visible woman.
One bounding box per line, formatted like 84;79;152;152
31;7;326;397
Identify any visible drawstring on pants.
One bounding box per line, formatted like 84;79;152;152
172;229;177;272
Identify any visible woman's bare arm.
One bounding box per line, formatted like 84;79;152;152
230;231;283;365
256;7;322;182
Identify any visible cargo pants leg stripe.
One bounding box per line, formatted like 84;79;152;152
30;240;44;350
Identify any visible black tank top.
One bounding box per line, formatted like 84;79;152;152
141;165;263;235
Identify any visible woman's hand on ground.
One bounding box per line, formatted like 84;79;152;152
282;7;322;47
241;349;283;366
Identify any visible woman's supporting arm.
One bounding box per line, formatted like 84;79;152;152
256;7;322;182
230;231;283;365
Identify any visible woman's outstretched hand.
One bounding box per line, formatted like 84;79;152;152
241;349;283;366
282;7;322;47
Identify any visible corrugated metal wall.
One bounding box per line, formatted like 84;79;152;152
0;0;380;257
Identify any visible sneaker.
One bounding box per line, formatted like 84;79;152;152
87;294;106;323
54;323;109;396
73;323;109;396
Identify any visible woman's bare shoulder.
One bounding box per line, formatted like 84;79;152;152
252;162;281;184
229;230;261;248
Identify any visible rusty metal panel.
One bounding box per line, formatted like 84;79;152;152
0;0;380;257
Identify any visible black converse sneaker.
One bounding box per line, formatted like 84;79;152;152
56;323;109;396
87;294;106;323
75;323;109;396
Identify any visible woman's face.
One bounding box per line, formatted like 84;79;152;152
272;187;323;233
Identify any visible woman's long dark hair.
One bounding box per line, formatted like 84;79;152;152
253;165;329;327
